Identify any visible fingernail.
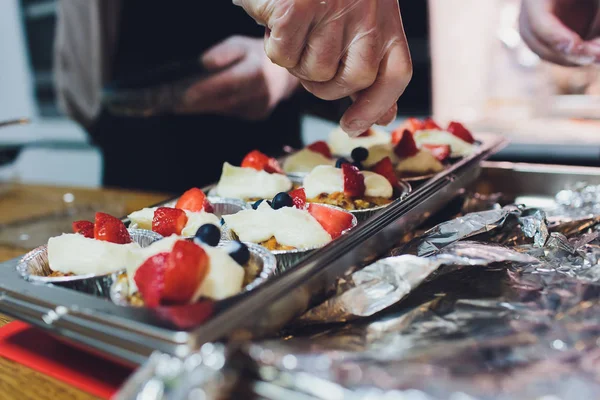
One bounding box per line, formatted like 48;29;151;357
344;120;370;137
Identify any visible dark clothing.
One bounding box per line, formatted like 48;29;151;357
91;1;302;193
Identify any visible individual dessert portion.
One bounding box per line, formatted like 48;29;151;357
328;126;391;158
223;190;355;251
302;161;395;210
283;141;335;174
129;227;254;306
47;212;141;277
393;129;445;177
128;188;220;237
393;117;476;158
214;150;292;201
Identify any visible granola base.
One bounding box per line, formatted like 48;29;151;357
48;271;74;277
259;237;296;251
307;192;393;211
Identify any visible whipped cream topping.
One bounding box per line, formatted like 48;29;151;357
223;202;331;249
328;127;390;157
395;150;444;175
127;235;244;301
48;234;141;276
128;208;220;236
302;165;393;199
414;130;475;157
283;148;334;174
215;163;292;200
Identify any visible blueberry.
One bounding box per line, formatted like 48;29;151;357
225;240;251;265
195;224;221;247
352;161;363;170
252;199;265;210
220;217;225;226
272;192;294;210
351;147;369;162
335;158;350;168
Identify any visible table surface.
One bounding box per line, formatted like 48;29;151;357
0;184;170;400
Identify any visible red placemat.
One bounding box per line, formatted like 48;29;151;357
0;321;134;399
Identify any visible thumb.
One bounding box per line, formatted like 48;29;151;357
201;37;248;71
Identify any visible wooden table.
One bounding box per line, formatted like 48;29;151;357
0;184;170;400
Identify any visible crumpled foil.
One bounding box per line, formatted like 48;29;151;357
117;183;600;400
548;182;600;221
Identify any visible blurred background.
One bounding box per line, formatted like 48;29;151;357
1;0;600;189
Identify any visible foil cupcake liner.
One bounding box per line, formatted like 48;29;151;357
16;229;163;298
109;241;277;307
222;205;358;273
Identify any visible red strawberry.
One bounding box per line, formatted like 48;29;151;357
203;199;214;214
72;220;94;238
371;157;401;190
447;121;475;144
392;118;424;144
423;118;441;130
241;150;283;174
155;301;214;329
134;252;168;307
342;163;366;198
289;187;307;209
422;144;450;161
175;188;207;212
307;141;332;158
308;204;354;239
94;212;132;244
393;130;419;158
162;240;209;304
153;207;188;236
357;129;373;137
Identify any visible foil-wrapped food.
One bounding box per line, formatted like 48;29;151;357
116;182;600;400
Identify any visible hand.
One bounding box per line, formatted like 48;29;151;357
178;36;299;120
233;0;412;136
520;0;600;66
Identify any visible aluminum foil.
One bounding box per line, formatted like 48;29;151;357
16;229;162;298
548;182;600;221
110;241;277;307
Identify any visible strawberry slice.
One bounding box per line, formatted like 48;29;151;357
392;118;424;144
289;187;307;209
393;130;419;158
155;301;214;329
371;157;401;190
134;252;168;307
203;199;214;213
153;207;188;236
162;240;209;304
308;204;354;239
357;129;373;137
72;220;94;238
175;188;208;212
423;118;441;130
94;212;132;244
307;141;332;159
447;121;475;144
342;163;366;198
422;144;450;161
241;150;283;174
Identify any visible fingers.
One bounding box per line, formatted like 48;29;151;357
376;104;397;126
201;36;248;70
340;41;412;136
301;28;382;101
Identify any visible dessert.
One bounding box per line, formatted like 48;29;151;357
223;191;355;251
214;150;292;201
130;234;249;306
393;129;444;177
393;117;476;158
302;164;395;210
128;188;220;237
283;141;335;174
47;212;141;277
328;126;391;158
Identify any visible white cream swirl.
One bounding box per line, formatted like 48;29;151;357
215;163;292;200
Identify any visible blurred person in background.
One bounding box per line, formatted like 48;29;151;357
55;1;412;193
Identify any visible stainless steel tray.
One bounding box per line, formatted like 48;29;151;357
0;133;506;366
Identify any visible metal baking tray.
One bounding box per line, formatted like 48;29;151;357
0;133;506;366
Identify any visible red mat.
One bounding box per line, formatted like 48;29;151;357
0;322;134;399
